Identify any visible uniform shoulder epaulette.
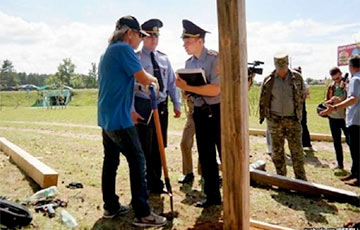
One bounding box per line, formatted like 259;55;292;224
157;50;167;56
207;49;218;56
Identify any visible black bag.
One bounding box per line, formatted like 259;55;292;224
0;199;32;228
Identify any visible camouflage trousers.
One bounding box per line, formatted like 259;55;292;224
180;99;201;175
267;116;307;180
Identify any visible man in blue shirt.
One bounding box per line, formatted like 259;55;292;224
98;15;166;227
132;19;181;194
321;55;360;187
176;20;221;208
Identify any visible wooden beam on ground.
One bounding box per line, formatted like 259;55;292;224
0;137;58;188
250;219;294;230
217;0;250;229
249;128;345;142
250;168;360;206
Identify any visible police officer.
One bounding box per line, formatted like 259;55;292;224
132;18;181;194
259;52;307;181
176;19;221;207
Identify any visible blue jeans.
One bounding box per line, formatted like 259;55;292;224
101;127;151;218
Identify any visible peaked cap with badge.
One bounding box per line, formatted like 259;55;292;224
141;19;163;36
181;19;210;39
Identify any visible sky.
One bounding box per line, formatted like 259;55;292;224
0;0;359;81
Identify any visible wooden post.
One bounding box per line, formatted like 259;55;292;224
217;0;250;229
0;137;58;188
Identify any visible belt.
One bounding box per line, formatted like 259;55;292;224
135;96;166;106
269;113;296;120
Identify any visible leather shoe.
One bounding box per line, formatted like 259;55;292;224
333;165;344;170
149;187;168;194
195;199;221;208
340;174;356;181
178;173;194;184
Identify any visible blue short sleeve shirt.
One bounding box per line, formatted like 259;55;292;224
98;41;142;130
346;72;360;127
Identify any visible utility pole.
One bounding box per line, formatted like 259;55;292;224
217;0;250;229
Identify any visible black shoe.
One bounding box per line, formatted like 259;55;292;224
195;199;221;208
340;174;356;181
333;165;344;170
149;187;168;194
178;173;194;184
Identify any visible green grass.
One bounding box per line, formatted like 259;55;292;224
1;86;331;134
1;87;358;230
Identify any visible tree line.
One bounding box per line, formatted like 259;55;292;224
0;58;98;90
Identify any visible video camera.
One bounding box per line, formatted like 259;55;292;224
248;61;264;76
247;61;264;88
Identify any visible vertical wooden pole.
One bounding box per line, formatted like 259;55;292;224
216;0;250;230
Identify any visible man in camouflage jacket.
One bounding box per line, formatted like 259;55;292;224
259;52;307;180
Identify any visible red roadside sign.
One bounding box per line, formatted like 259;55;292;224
337;43;360;66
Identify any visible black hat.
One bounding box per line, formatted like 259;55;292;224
141;19;163;36
116;16;149;37
181;19;209;39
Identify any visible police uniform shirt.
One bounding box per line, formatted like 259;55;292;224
185;47;220;107
136;47;181;110
270;71;295;117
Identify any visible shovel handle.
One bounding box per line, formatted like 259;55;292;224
149;86;169;178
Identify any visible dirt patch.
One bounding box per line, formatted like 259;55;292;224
0;126;101;140
1;122;359;229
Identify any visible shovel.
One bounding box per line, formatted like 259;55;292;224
149;85;174;217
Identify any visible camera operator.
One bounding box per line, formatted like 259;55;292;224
248;61;263;90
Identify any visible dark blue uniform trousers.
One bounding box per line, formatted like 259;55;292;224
193;103;221;202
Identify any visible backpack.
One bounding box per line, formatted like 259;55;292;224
0;199;32;228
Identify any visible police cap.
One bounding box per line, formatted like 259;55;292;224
141;19;163;36
182;19;209;39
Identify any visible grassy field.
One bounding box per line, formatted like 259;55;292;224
0;87;359;230
0;86;331;132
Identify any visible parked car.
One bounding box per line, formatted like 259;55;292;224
18;84;39;91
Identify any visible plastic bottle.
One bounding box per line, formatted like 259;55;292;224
60;209;78;229
25;186;57;202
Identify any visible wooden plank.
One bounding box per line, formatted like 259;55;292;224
250;168;360;206
0;137;58;188
217;0;250;229
249;128;345;142
250;219;294;230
